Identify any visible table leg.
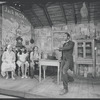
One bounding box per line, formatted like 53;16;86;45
39;65;41;82
18;67;20;76
59;67;61;82
43;66;47;80
44;68;45;80
57;65;59;84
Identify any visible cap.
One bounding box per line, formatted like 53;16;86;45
16;36;23;41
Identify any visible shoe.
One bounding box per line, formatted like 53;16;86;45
25;75;28;78
6;77;8;79
12;77;15;80
21;76;24;78
59;89;68;95
60;89;65;92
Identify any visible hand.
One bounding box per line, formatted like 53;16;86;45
59;47;62;51
59;44;63;48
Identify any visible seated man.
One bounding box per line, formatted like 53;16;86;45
30;46;41;78
1;45;16;79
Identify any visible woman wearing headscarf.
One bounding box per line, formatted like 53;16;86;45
1;44;16;79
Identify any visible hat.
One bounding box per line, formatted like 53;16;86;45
16;36;23;42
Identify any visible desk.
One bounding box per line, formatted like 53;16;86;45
39;59;60;84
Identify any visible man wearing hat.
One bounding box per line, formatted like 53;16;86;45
15;36;25;75
16;36;24;50
59;32;75;95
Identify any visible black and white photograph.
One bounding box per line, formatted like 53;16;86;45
0;0;100;98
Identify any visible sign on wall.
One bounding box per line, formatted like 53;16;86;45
2;5;32;46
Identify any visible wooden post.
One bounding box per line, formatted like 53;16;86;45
94;29;96;77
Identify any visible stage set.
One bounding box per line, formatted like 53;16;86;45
0;62;100;98
1;0;100;98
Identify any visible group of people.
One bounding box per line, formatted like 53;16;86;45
1;45;40;80
0;32;75;95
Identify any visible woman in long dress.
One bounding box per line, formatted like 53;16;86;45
1;45;16;79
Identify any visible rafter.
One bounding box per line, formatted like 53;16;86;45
37;4;53;27
59;2;67;25
72;3;77;24
31;9;43;27
22;11;35;27
46;1;57;7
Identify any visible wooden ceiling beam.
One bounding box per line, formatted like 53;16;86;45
22;11;36;27
46;1;57;7
31;9;43;27
43;7;52;27
37;4;53;27
59;2;67;25
43;6;53;27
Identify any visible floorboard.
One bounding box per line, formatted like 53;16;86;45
0;75;100;98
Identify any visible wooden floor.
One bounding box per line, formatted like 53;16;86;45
0;74;100;98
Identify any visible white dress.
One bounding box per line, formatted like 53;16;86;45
1;50;16;77
17;52;29;67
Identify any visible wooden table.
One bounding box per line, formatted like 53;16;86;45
39;59;60;84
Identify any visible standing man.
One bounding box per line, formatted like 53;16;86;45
59;32;75;95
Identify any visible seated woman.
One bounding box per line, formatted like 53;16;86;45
1;45;16;79
30;46;40;78
16;46;29;78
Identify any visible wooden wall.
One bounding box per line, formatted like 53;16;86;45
34;23;97;57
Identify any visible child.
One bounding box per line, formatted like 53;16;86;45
17;46;29;78
30;46;40;78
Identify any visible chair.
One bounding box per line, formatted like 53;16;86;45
30;61;39;77
16;62;29;77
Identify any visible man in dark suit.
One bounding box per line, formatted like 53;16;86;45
59;32;75;95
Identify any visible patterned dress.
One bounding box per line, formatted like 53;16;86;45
17;52;29;67
1;50;16;77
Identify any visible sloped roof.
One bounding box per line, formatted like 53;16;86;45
2;0;100;28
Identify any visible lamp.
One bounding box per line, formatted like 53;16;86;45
30;38;34;44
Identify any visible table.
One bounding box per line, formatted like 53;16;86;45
39;59;61;84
